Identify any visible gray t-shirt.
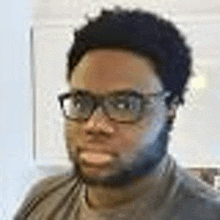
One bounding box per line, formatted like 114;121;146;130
13;154;220;220
78;183;171;220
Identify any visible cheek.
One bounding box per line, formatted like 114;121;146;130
140;107;166;144
65;121;81;145
118;123;150;154
122;110;164;150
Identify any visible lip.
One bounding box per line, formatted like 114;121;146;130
79;151;114;166
80;155;112;175
77;144;118;157
81;162;110;175
81;160;110;168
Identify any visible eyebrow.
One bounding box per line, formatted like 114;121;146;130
70;87;136;95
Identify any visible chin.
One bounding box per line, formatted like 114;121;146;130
74;160;134;188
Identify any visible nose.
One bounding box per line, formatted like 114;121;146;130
84;106;115;136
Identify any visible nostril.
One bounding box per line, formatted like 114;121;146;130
86;130;111;138
86;130;94;135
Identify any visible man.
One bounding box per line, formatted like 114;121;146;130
14;7;220;220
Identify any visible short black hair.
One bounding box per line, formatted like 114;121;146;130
67;6;192;110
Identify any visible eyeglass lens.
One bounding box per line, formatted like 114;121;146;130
62;92;144;122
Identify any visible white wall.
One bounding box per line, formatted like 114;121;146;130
1;0;220;219
0;0;36;219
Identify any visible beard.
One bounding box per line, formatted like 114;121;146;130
66;122;171;188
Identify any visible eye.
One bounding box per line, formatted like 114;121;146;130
118;103;128;109
114;97;130;109
73;101;81;109
72;95;83;108
71;94;91;111
115;96;141;111
117;102;128;109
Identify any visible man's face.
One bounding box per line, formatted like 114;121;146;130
65;49;169;187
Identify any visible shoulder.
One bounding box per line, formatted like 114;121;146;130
171;195;220;220
170;165;220;220
13;171;80;220
18;172;74;205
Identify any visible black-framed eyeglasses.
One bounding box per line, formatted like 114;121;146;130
57;89;171;123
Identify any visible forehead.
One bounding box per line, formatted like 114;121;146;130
69;49;163;93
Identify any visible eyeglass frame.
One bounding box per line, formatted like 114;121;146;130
57;88;172;123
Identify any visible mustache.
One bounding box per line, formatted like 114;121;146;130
76;146;119;158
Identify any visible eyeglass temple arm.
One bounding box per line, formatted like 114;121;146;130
58;93;71;108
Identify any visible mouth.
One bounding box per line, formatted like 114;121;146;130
78;151;115;174
79;151;114;165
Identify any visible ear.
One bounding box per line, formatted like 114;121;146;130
166;96;179;122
